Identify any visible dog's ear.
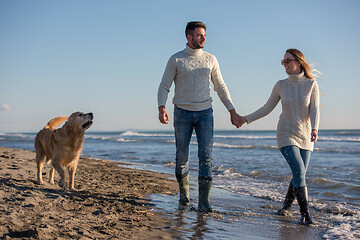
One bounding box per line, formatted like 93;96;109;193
65;120;73;136
57;119;73;137
54;122;70;142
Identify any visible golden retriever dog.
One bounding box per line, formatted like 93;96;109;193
35;112;93;190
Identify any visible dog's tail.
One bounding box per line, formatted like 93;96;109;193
44;116;68;130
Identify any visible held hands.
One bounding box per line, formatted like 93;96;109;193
311;129;318;143
159;107;248;128
230;109;247;128
158;106;169;124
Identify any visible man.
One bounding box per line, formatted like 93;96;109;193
157;21;242;212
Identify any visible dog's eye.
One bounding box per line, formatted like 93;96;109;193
78;113;83;117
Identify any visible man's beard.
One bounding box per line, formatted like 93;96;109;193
191;40;205;49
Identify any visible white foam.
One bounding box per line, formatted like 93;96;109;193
213;142;256;149
213;167;360;240
163;161;176;168
86;135;113;140
215;134;276;140
323;218;360;240
0;133;33;138
120;131;173;137
116;138;137;143
213;166;285;201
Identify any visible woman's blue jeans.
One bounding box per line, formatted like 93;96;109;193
280;145;311;188
174;106;213;178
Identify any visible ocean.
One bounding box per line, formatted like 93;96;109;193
1;129;359;239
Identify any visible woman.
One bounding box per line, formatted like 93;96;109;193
243;48;320;225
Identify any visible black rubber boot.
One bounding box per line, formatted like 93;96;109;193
176;172;190;208
198;177;213;212
294;186;313;225
277;182;296;216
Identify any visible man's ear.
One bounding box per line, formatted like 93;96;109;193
186;34;192;43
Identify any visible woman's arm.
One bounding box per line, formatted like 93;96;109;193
245;81;281;124
310;81;320;142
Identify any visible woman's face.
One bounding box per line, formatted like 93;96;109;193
282;52;302;75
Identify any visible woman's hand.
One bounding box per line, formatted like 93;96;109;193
311;129;318;143
229;109;246;128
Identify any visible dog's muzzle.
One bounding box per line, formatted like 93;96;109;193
82;112;94;129
82;121;93;129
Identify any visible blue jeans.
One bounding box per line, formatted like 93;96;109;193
280;145;311;188
174;106;214;178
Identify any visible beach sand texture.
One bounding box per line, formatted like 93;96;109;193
0;147;327;239
0;147;179;239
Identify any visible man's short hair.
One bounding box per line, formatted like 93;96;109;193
185;21;206;37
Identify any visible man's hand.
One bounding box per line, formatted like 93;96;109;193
229;109;246;128
158;106;169;124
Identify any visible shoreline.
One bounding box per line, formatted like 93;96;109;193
0;146;329;239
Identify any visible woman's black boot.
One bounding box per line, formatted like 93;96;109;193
277;182;296;216
294;186;313;225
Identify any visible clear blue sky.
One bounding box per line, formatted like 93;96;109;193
1;0;359;132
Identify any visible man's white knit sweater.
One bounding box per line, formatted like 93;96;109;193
157;44;235;112
245;72;320;151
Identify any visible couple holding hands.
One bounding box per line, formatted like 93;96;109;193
157;21;320;225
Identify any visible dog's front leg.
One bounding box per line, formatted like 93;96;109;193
52;160;66;189
49;166;55;184
68;163;78;191
36;154;46;185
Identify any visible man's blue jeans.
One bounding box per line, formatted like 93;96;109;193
174;106;213;178
280;145;311;188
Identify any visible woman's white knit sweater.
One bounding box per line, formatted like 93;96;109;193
245;72;320;151
157;44;234;112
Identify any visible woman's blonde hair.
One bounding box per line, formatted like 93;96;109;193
286;48;321;80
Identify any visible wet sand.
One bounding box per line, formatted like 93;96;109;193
0;147;327;239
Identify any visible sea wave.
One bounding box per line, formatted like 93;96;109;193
335;130;360;136
116;138;138;143
316;147;360;154
311;177;358;191
0;133;35;139
320;136;360;143
213;142;256;149
86;135;114;140
120;131;173;137
214;134;276;140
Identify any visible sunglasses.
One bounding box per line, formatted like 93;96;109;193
281;59;298;65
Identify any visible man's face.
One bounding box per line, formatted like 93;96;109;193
187;27;206;49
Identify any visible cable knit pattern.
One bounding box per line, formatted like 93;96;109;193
245;72;320;151
158;44;235;111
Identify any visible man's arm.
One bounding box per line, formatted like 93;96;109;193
157;63;174;108
157;56;176;124
210;56;243;127
211;57;235;111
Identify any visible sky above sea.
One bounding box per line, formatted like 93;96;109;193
1;0;359;132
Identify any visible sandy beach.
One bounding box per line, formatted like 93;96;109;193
0;147;179;239
0;146;329;239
